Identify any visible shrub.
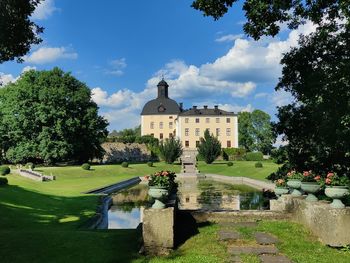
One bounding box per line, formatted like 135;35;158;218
197;129;221;164
222;150;229;161
121;162;129;168
147;161;153;167
81;163;91;170
159;137;183;164
26;162;35;170
255;162;263;168
227;161;233;167
223;148;247;160
0;166;10;176
245;152;264;161
0;177;8;185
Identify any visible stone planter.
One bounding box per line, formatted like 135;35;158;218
301;182;320;202
325;186;349;209
148;186;169;209
287;179;302;196
274;187;289;199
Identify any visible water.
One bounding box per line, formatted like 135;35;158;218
107;177;268;229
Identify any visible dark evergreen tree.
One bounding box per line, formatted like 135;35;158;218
197;129;221;164
158;137;182;164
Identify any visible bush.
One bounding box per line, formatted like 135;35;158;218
0;177;8;185
245;152;264;161
121;162;129;168
147;161;153;167
81;163;91;170
159;137;182;164
0;166;10;176
255;162;263;168
26;162;35;170
223;148;247;160
197;129;221;164
227;161;233;167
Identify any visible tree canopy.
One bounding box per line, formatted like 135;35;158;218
238;110;275;154
0;68;108;164
0;0;43;63
197;129;222;164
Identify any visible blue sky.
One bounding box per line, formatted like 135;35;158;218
0;0;315;132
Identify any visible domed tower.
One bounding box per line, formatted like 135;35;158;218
141;80;181;140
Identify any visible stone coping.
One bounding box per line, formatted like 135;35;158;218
83;176;141;194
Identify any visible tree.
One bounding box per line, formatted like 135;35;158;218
158;137;182;164
238;110;275;154
197;129;221;164
0;68;108;164
0;0;44;63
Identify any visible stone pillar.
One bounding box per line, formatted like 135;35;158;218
142;207;175;255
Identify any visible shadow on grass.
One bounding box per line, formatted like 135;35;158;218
0;185;141;263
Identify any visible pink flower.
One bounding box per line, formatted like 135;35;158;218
303;171;310;177
287;172;291;177
327;172;334;178
162;171;169;176
144;175;149;180
314;175;321;181
325;178;332;184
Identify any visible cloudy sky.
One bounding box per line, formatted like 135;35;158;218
0;0;315;131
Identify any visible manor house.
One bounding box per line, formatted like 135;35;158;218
140;80;238;149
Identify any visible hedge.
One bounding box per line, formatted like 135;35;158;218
245;152;263;161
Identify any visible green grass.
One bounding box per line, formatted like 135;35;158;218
197;160;279;181
0;162;180;263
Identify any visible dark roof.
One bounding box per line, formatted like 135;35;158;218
141;98;181;115
179;107;236;116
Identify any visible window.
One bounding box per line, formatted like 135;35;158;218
216;118;220;123
150;133;154;137
150;122;154;129
185;128;189;136
227;141;231;148
226;118;231;123
216;128;220;136
226;128;231;136
185;141;189;148
196;141;200;147
160;133;163;139
169;122;173;129
185;118;189;123
169;133;173;138
206;118;210;123
169;116;173;119
159;122;163;129
195;128;200;136
195;118;200;123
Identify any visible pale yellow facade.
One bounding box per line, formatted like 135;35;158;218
177;115;238;149
141;114;177;140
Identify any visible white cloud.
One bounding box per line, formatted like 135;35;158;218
22;66;37;73
215;34;244;42
31;0;58;20
274;135;289;147
271;90;294;107
0;73;16;87
24;47;78;64
255;92;268;99
105;58;127;76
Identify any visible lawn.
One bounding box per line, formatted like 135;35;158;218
197;160;279;181
0;162;180;263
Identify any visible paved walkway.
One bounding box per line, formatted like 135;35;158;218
217;221;293;263
180;150;198;175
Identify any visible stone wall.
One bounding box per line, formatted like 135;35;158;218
100;142;157;164
270;195;350;246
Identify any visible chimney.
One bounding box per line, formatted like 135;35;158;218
204;105;208;109
179;102;183;111
193;105;197;110
214;105;219;110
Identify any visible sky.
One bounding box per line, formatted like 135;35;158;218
0;0;316;133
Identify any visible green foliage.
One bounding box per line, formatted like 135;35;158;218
245;152;263;161
26;162;35;170
222;147;247;160
107;126;141;143
121;162;129;168
238;110;275;154
146;170;176;189
147;161;153;167
197;129;221;164
0;177;8;185
81;163;90;170
271;146;288;164
222;150;229;161
0;165;10;175
0;0;43;63
255;162;263;168
158;137;182;164
227;161;233;167
0;68;108;164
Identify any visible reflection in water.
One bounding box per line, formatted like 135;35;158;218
107;178;269;229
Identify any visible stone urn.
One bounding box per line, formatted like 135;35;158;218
287;179;302;196
148;186;169;209
325;186;349;209
274;187;289;199
301;182;321;202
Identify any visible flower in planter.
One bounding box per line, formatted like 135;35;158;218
275;178;287;187
286;170;303;180
301;170;321;183
144;170;177;190
322;172;350;187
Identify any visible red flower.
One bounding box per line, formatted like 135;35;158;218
303;171;310;177
327;172;334;178
325;178;332;184
314;175;321;181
